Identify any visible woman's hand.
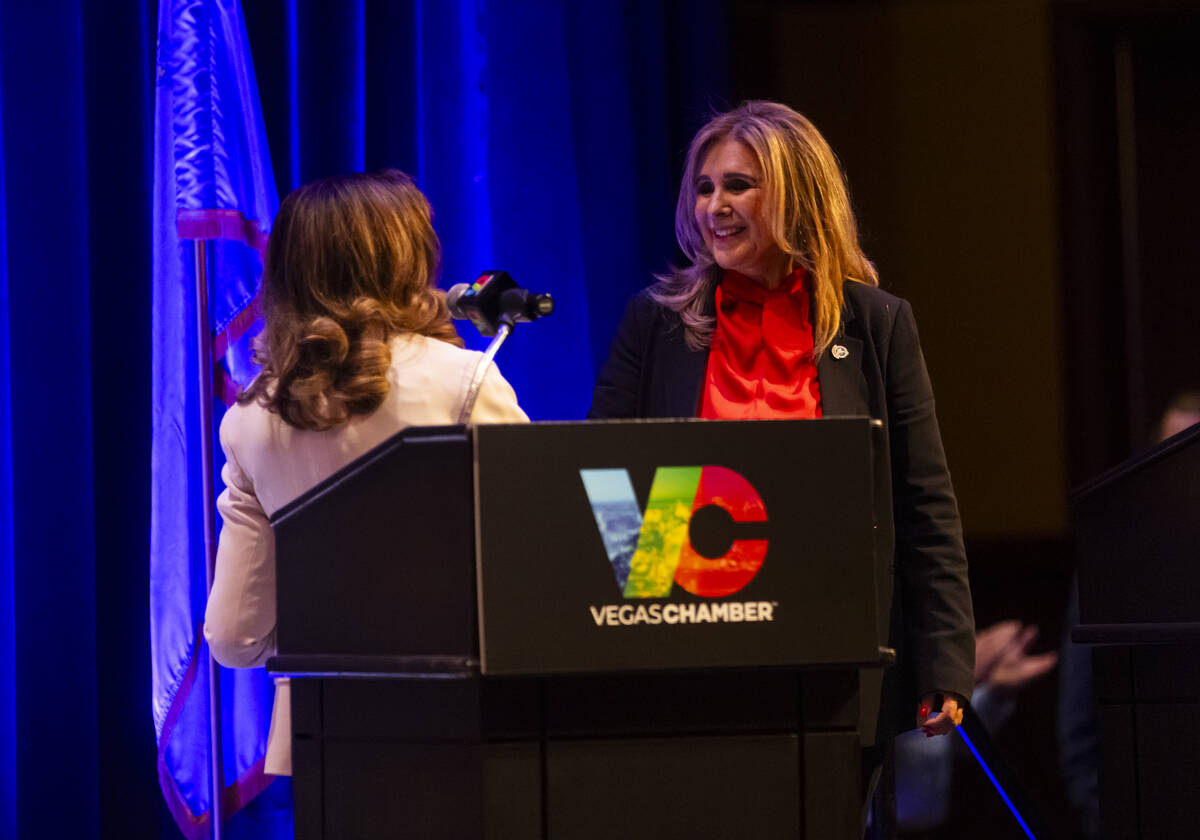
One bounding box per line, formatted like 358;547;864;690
918;692;965;736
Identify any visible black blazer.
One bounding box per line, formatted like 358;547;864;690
588;280;975;739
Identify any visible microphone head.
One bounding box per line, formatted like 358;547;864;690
446;273;514;337
445;283;471;319
444;272;550;336
499;287;555;322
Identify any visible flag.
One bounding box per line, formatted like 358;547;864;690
151;0;282;835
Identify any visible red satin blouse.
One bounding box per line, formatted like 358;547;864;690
699;268;823;420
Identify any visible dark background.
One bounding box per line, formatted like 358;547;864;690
2;0;1199;837
723;2;1200;837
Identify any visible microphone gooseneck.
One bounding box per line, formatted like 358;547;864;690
450;270;554;423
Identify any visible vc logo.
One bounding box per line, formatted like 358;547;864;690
580;466;768;599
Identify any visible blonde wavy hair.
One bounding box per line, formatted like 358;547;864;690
240;169;462;431
652;101;878;356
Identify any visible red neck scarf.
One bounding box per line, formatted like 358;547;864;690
699;268;822;420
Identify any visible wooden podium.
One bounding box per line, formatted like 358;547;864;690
1072;422;1200;839
268;418;893;839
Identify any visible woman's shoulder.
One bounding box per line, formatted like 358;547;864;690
627;285;665;314
841;280;917;335
217;393;284;466
392;332;484;374
220;335;484;439
622;283;693;327
839;281;924;358
388;332;490;396
841;279;906;315
221;390;267;431
607;287;689;355
388;333;526;423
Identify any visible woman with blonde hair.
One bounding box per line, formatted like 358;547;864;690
646;100;880;361
205;169;527;776
589;101;974;823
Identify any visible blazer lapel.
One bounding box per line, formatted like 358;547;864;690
658;285;713;417
672;345;707;416
817;305;869;416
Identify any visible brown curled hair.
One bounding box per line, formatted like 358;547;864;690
652;101;878;358
240;169;462;430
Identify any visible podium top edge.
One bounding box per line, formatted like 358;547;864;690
1070;420;1200;502
515;415;880;427
269;416;884;525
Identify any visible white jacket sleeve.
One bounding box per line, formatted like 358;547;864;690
204;416;277;668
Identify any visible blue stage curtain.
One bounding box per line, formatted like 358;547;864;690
0;0;727;836
0;0;165;837
0;2;100;837
0;12;12;840
243;0;730;420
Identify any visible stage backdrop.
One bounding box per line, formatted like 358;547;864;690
0;0;729;837
0;1;156;837
242;0;730;420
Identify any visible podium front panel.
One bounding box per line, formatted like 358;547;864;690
475;418;879;675
272;426;477;658
1074;423;1200;626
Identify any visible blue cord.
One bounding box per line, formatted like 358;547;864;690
956;726;1036;840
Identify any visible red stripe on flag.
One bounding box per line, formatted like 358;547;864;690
175;208;266;375
222;755;274;815
212;292;262;364
156;624;211;840
177;208;268;254
215;365;240;408
156;623;279;838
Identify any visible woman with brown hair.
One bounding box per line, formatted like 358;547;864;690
589;101;975;820
205;169;527;776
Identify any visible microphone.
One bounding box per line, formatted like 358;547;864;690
446;271;555;337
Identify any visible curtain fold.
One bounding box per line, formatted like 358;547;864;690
0;8;14;838
245;0;729;420
1;1;102;837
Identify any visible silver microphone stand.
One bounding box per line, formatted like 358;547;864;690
457;320;513;425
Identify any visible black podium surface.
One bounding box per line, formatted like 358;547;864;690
1072;421;1200;839
269;418;890;839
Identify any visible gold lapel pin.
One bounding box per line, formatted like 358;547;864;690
832;344;849;360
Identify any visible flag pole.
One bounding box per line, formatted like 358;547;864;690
193;238;226;839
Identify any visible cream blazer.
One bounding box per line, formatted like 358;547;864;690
204;333;529;775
